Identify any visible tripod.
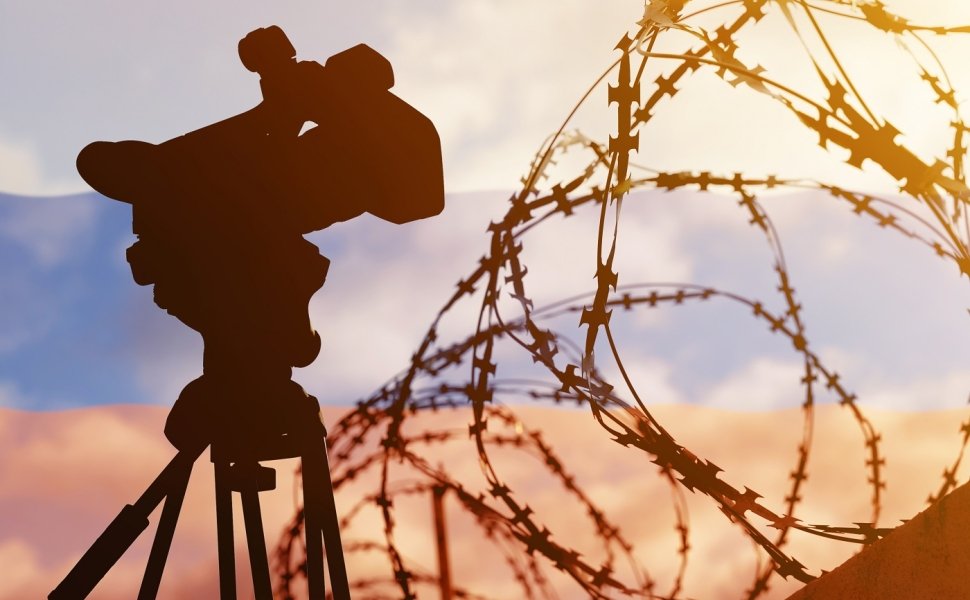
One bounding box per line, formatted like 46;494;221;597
49;395;350;600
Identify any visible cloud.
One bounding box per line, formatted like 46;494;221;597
600;352;686;405
292;187;694;404
0;0;639;196
4;402;970;599
378;0;642;192
299;192;505;401
702;357;806;411
0;137;85;197
6;1;970;200
98;183;966;415
859;369;970;412
0;139;46;196
514;195;696;309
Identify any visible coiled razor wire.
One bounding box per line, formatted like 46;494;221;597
273;1;970;598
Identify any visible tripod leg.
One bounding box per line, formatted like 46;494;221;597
302;428;350;600
316;441;351;600
239;475;273;600
49;504;151;600
300;451;327;600
214;460;237;600
49;448;203;600
137;458;194;600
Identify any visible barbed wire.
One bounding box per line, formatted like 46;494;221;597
273;1;970;598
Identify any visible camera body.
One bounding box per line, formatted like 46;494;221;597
77;26;444;375
238;26;444;230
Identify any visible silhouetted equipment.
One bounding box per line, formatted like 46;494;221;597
50;393;348;600
52;24;443;599
264;3;970;598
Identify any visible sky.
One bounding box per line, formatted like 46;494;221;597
4;402;970;599
1;0;968;412
4;2;970;598
0;0;641;195
5;1;970;195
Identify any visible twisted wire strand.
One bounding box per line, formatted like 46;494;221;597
273;2;970;597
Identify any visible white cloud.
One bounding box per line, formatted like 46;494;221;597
6;1;970;198
372;0;970;199
600;352;686;406
703;357;807;411
382;0;641;192
0;137;85;197
289;187;698;404
673;349;970;412
861;369;970;411
0;140;45;196
293;184;967;412
82;184;967;415
299;192;507;400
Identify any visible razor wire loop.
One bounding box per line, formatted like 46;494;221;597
273;2;970;598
